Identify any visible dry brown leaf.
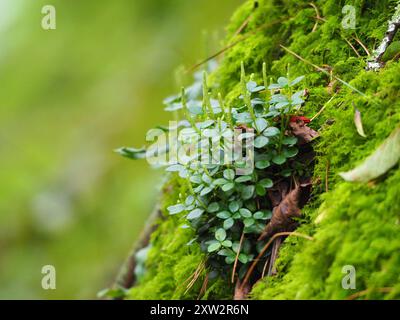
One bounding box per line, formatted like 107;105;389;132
289;119;319;145
258;183;311;241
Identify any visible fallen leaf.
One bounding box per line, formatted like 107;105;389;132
354;108;367;137
267;181;289;207
340;127;400;182
259;182;312;241
289;119;319;145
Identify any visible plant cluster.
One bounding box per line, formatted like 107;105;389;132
118;61;312;283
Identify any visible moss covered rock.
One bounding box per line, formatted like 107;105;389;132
125;0;400;299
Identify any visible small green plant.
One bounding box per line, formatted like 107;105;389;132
117;61;313;288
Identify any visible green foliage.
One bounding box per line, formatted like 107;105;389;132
126;0;400;300
122;62;309;283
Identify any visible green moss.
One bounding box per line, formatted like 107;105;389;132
127;175;233;299
127;0;400;299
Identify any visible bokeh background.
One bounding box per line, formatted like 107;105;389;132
0;0;242;299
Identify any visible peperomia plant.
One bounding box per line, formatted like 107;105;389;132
117;61;314;291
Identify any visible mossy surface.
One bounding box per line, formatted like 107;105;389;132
127;0;400;299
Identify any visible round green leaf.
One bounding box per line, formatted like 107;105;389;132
223;217;234;229
167;204;185;215
223;169;235;180
244;218;255;227
255;160;270;169
200;186;213;196
259;178;273;188
229;201;240;213
239;208;252;218
185;195;195;206
283;136;298;145
208;242;221;252
256;184;266;196
214;178;229;185
222;240;232;247
217;211;231;219
215;228;227;241
187;208;204;220
238;253;248;264
263;127;280;137
225;256;235;264
235;175;252;183
280;168;292;177
241;185;255;200
202;173;213;184
277;77;289;87
253;211;265;219
254;136;269;148
189;175;202;184
254;118;268;133
222;182;235;192
207;202;219;213
272;154;286;165
283;147;299;158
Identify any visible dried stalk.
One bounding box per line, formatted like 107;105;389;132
240;231;314;293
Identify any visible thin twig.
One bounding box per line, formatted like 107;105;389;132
309;3;323;32
179;259;206;294
343;37;361;57
186;18;286;73
240;232;314;291
232;14;253;39
261;256;270;279
310;94;337;122
346;287;393;300
184;260;205;294
280;45;367;97
353;36;370;56
197;273;209;300
232;232;245;283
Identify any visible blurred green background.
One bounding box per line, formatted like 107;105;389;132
0;0;241;299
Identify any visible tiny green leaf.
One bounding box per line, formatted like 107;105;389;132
235;175;252;183
208;242;222;252
272;154;286;165
167;204;186;215
214;178;229;185
244;218;255;227
222;182;235;192
241;185;255;200
222;240;232;247
223;218;235;229
254;136;269;148
263;127;280;137
187;208;204;220
255;160;270;169
229;201;240;213
223;169;235;180
215;228;227;241
254;118;268;132
239;208;252;218
217;211;231;219
207;202;219;213
259;178;273;188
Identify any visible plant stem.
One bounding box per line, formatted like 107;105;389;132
241;62;256;122
203;71;214;119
